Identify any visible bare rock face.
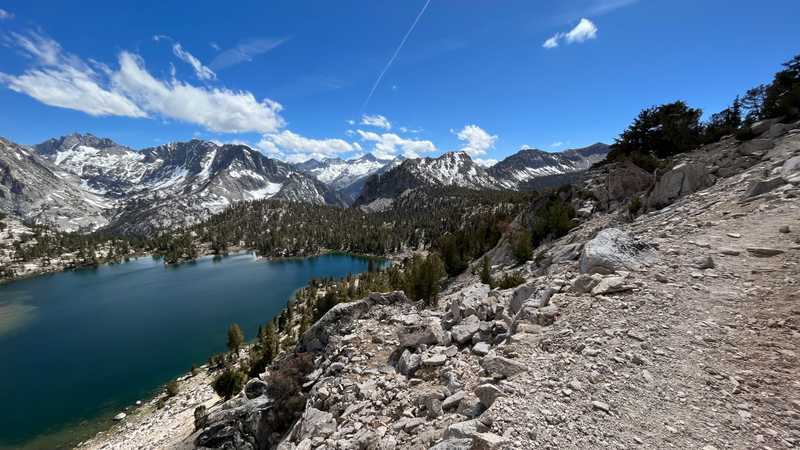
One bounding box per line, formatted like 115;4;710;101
579;228;653;274
300;291;408;352
648;162;714;209
593;160;653;209
397;317;446;348
782;155;800;184
749;118;779;136
510;282;555;314
743;177;786;198
480;354;528;378
451;315;481;344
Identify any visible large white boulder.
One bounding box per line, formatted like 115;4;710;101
579;228;653;274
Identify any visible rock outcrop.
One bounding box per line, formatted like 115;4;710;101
578;228;654;274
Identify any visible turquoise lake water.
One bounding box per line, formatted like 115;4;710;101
0;252;378;449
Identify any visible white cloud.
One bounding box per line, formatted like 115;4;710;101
172;43;216;81
543;18;598;49
112;52;284;133
475;158;498;167
210;42;220;51
210;37;289;70
0;31;284;133
455;124;497;157
360;114;391;130
565;18;598;43
551;141;564;148
0;9;13;20
542;36;560;49
347;119;356;125
258;130;355;162
0;32;145;117
356;130;436;159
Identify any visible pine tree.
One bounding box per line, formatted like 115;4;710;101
227;323;245;354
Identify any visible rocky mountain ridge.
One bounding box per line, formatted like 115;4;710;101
1;134;343;233
355;144;609;209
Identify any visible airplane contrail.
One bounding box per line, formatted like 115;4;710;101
362;0;432;110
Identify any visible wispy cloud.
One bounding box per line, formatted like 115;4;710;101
363;0;432;109
268;74;346;100
153;35;216;81
455;124;497;157
555;0;638;23
0;9;13;20
360;114;391;130
543;18;598;49
210;37;289;71
583;0;638;16
551;141;564;148
0;30;284;133
172;43;216;81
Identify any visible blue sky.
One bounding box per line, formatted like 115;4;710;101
0;0;798;165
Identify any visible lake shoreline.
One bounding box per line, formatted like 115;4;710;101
0;252;389;449
0;246;397;287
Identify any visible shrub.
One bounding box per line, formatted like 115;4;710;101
208;353;225;369
735;126;757;141
492;272;525;289
212;368;247;400
479;256;492;285
166;380;179;397
266;353;314;433
511;229;533;265
628;196;642;218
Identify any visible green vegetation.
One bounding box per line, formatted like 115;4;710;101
492;272;526;290
166;380;179;397
627;195;643;219
606;100;703;163
265;353;314;433
226;324;245;354
511;229;533;264
212;368;247;400
249;321;279;377
403;254;446;306
479;256;492;285
605;53;800;171
760;55;800;121
530;196;575;247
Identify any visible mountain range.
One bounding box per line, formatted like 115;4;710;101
0;133;608;233
354;143;609;209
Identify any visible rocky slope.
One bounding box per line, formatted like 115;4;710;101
0;137;111;231
2;134;343;234
84;119;799;449
488;143;609;190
